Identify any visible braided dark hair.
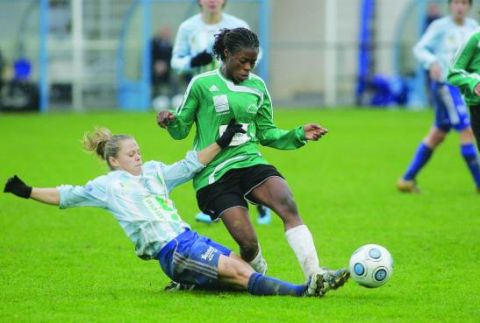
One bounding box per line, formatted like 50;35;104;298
213;27;259;61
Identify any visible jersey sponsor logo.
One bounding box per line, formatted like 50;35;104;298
213;94;230;114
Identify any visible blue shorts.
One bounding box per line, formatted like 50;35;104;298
156;229;231;286
431;82;470;132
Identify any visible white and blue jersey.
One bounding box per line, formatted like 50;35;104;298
171;13;249;74
58;151;203;260
413;16;478;131
58;151;232;286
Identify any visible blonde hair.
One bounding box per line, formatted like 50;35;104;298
83;128;133;170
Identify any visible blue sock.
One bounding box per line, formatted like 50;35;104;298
403;143;433;180
247;272;306;297
461;143;480;188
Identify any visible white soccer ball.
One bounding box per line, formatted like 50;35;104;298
349;244;393;288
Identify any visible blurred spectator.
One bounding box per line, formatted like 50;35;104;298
0;58;39;112
0;48;4;93
151;27;175;98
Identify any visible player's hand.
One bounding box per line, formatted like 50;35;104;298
303;124;328;141
4;175;32;199
429;63;442;81
157;111;176;128
216;119;246;148
474;83;480;96
190;50;213;68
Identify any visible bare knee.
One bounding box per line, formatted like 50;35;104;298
459;127;475;143
425;128;447;148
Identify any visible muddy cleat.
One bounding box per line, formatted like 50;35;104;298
396;178;420;193
164;281;195;292
320;268;350;291
303;273;325;297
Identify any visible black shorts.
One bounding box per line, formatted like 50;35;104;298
470;105;480;150
196;164;283;220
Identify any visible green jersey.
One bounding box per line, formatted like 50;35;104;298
167;69;307;191
448;30;480;106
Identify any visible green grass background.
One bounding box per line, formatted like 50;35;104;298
1;109;479;322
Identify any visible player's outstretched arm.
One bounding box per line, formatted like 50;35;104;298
197;119;246;165
4;175;60;205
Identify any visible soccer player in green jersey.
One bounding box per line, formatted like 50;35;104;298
3;124;342;297
171;0;271;225
157;27;349;287
448;27;480;155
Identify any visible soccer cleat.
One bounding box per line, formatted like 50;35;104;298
320;268;350;291
195;212;214;224
164;281;196;292
303;273;325;297
256;205;272;225
396;178;420;193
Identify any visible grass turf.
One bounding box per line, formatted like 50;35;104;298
1;108;479;322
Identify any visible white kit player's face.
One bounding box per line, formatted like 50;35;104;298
224;48;258;84
110;139;143;176
199;0;225;15
450;0;470;21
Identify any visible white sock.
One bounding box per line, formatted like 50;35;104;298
249;245;268;275
285;224;320;279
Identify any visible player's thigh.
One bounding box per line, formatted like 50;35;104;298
250;176;298;214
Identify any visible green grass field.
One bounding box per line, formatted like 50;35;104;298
1;109;479;322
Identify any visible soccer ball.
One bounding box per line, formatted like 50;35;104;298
349;244;393;288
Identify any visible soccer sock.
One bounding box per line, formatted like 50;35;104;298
461;143;480;188
247;272;306;296
285;225;320;279
249;245;268;274
403;143;433;180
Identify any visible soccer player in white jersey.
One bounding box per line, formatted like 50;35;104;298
397;0;480;193
157;27;350;289
2;124;344;297
171;0;271;224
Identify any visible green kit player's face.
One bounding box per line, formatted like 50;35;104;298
223;48;258;84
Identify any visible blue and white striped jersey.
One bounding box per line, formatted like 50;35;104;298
413;16;478;81
57;151;204;260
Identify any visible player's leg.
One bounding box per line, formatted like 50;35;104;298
256;204;271;225
458;127;480;190
196;180;268;274
469;105;480;150
220;206;267;274
249;175;349;289
397;82;450;192
216;254;325;297
444;84;480;190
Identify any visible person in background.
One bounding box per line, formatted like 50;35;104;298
448;24;480;155
171;0;270;224
397;0;480;193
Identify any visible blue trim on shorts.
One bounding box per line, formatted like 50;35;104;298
157;229;231;286
431;82;470;132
